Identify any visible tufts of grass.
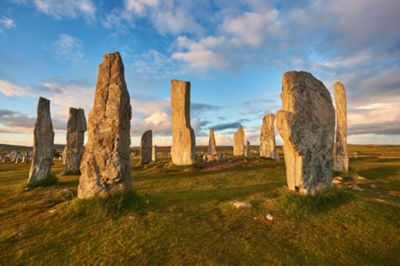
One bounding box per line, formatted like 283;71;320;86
276;188;354;218
64;190;146;220
25;175;58;188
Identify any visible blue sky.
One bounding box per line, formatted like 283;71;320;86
0;0;399;146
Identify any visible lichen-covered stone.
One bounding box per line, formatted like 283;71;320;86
28;97;54;184
276;71;335;195
64;108;87;174
140;130;152;164
333;82;349;172
170;80;196;165
78;52;132;199
233;126;245;156
260;114;279;160
208;128;217;155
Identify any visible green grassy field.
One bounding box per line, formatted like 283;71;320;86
1;146;400;265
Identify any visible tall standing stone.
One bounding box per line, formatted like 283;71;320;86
276;71;335;195
152;145;157;162
208;128;217;155
28;97;54;185
333;82;349;172
78;52;132;199
260;114;279;160
170;80;196;165
140;130;152;164
64;108;87;174
233;126;245;156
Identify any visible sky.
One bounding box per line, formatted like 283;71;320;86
0;0;399;147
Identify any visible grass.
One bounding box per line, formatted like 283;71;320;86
0;145;400;265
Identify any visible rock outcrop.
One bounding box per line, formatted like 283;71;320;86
64;108;87;174
276;71;335;195
170;80;196;165
333;82;349;172
260;114;279;160
233;126;245;156
28;97;54;185
78;52;132;199
140;130;152;164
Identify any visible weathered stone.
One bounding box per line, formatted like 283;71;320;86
276;71;335;195
333;82;349;172
208;128;217;155
64;108;87;174
244;140;250;158
233;126;245;156
152;145;157;162
140;130;152;164
28;97;54;185
170;80;196;165
260;114;279;160
78;52;132;199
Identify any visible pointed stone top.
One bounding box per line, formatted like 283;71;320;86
38;97;50;105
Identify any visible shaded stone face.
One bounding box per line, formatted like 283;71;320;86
170;80;196;165
244;140;250;158
260;114;279;160
78;52;132;199
152;145;157;162
64;108;87;174
28;97;54;184
233;126;245;156
333;82;349;172
276;71;335;195
140;130;152;164
208;128;217;155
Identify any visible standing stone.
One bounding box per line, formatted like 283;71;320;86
152;145;157;162
244;141;250;158
140;130;152;164
233;126;245;156
208;128;217;155
260;114;279;160
64;108;87;174
276;71;335;195
28;97;54;185
78;52;132;199
170;80;196;165
333;82;349;172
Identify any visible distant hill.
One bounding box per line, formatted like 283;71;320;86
0;144;65;152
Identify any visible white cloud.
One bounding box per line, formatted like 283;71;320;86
124;0;159;14
51;34;84;63
0;80;31;96
33;0;96;21
0;17;16;31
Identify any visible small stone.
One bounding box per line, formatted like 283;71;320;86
49;209;57;214
266;214;274;221
61;189;74;201
233;201;252;209
370;184;377;188
352;184;363;191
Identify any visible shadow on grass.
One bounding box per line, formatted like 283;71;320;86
148;182;281;208
25;175;58;188
277;188;354;218
358;166;399;180
64;190;147;221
